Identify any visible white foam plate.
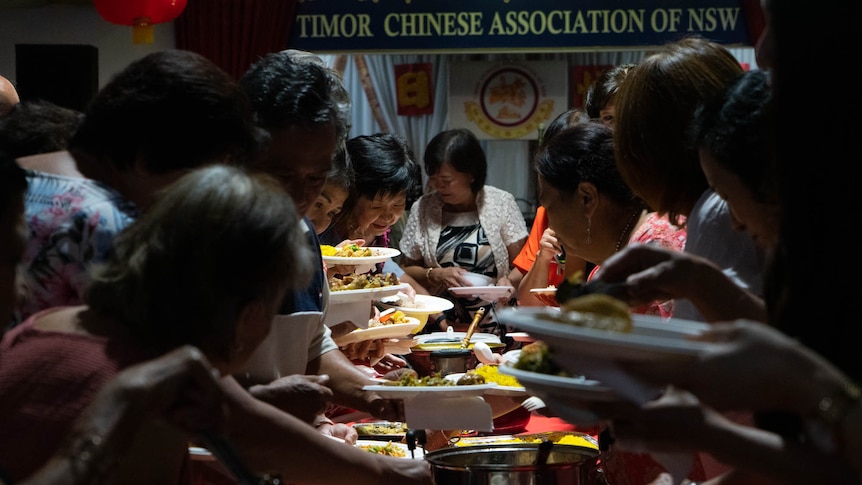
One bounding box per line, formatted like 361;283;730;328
503;349;521;364
333;319;421;346
322;246;400;265
529;287;559;306
497;308;716;362
377;294;455;314
328;283;411;304
507;332;535;343
448;285;514;299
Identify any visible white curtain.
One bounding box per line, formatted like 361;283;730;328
361;54;450;188
339;57;381;138
325;47;757;208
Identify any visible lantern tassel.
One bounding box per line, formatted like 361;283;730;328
132;17;154;44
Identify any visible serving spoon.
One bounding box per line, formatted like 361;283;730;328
473;341;501;366
460;307;486;348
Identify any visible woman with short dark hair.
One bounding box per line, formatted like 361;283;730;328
400;128;529;336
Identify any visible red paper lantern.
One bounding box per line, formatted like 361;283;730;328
94;0;188;44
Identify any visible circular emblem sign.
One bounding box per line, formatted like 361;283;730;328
464;63;555;140
479;67;540;127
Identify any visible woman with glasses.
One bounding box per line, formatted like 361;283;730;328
399;128;528;337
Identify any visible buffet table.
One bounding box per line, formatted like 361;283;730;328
185;409;593;485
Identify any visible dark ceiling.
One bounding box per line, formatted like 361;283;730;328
1;0;92;8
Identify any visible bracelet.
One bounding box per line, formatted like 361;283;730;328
425;267;434;281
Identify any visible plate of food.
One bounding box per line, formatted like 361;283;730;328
378;293;454;313
352;421;408;441
355;440;419;459
497;307;716;362
362;380;495;399
333;318;421;346
377;293;454;330
328;283;411;304
448;285;514;300
445;367;527;397
321;245;400;265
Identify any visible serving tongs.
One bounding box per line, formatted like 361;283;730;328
533;438;554;466
200;429;265;485
405;429;427;459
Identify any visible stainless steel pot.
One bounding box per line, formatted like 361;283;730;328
425;443;604;485
404;340;505;377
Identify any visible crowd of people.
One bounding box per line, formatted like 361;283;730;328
0;0;859;482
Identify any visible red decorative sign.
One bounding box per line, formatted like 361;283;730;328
570;65;611;109
395;63;434;116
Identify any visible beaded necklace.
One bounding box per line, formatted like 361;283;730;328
615;209;642;252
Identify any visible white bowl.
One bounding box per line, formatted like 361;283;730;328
377;294;455;331
462;272;494;286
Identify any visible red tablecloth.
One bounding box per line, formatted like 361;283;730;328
523;413;593;435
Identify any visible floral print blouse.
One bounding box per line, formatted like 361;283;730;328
588;212;687;317
15;170;137;325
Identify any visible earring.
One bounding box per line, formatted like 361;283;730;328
585;217;592;245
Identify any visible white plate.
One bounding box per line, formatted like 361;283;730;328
485;384;530;397
461;272;494;286
448;285;514;299
445;372;527;397
507;332;535;343
355;440;422;459
328;283;411;304
498;364;618;401
362;383;495;399
333;319;421;346
529;288;559;306
383;338;417;355
414;331;501;345
322;246;400;265
503;349;521;364
188;446;213;457
497;308;716;362
377;294;455;314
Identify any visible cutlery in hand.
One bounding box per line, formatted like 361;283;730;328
199;429;264;485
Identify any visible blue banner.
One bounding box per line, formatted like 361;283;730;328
289;0;753;53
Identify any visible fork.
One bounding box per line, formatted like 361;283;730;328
521;396;547;412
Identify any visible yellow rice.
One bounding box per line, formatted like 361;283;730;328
474;365;521;387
